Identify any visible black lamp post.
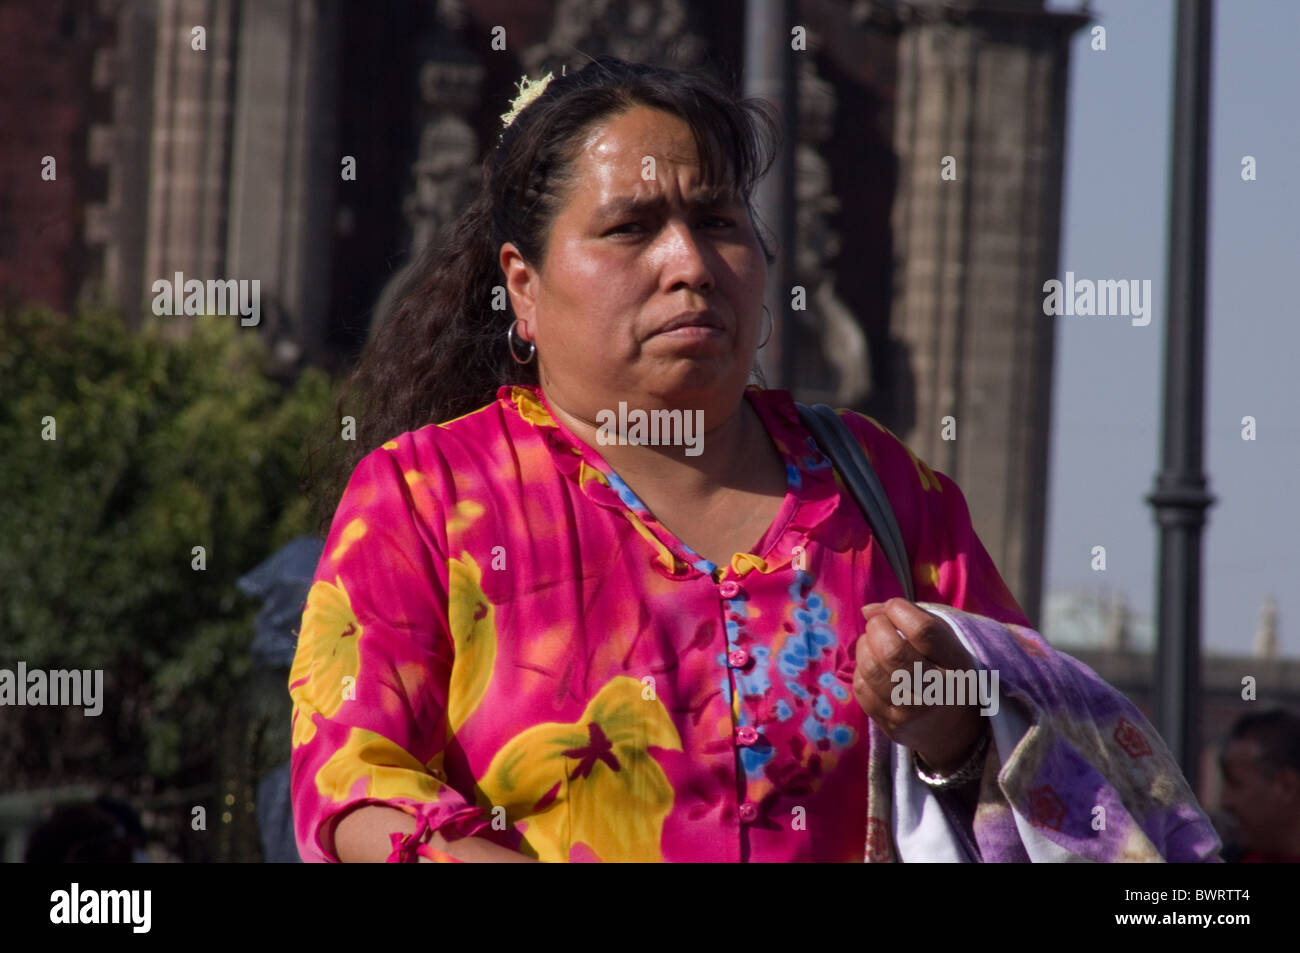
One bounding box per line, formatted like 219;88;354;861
1146;0;1217;794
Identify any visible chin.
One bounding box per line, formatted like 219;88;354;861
646;383;720;406
645;362;749;404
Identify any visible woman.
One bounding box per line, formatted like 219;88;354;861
292;57;1219;863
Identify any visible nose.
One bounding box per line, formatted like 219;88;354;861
657;219;714;295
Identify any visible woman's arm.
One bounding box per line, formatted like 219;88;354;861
290;447;514;862
333;804;538;862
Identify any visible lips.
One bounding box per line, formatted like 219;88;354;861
658;310;725;334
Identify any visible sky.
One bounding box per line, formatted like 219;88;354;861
1042;0;1300;655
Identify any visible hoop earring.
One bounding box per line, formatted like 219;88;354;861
757;306;774;349
507;319;536;365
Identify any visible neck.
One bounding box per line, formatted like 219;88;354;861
543;389;758;499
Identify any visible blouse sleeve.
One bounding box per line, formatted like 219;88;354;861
836;410;1032;629
288;444;494;862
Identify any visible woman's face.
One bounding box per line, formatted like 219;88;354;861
501;105;768;422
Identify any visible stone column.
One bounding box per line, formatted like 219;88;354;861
225;0;340;368
886;0;1086;625
86;0;160;325
142;0;237;339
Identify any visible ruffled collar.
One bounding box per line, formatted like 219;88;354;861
497;384;841;582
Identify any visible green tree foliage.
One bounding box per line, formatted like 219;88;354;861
0;301;333;796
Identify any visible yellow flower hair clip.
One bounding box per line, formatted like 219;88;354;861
499;65;566;131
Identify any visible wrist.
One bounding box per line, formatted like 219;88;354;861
915;719;989;788
917;710;984;775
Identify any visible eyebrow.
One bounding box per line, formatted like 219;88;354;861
593;187;741;220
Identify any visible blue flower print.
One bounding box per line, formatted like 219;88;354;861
740;733;775;777
778;638;809;678
605;472;646;511
796;593;832;625
802;714;827;743
818;670;850;702
779;627;834;677
802;437;833;470
736;648;771;696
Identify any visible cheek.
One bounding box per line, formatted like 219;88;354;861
730;236;768;280
540;238;630;308
1233;784;1278;820
724;260;767;321
536;296;634;362
553;254;646;316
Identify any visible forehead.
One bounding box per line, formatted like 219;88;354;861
560;106;738;217
580;106;700;170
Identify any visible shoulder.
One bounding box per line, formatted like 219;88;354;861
831;406;944;495
772;393;940;492
366;390;524;481
747;388;940;492
334;391;528;526
782;401;950;550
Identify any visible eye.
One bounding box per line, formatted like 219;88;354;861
606;216;734;237
606;221;645;236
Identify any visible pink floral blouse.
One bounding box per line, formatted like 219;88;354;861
289;384;1031;862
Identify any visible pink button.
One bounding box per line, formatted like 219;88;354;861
735;726;759;746
738;802;759;822
718;580;741;599
727;648;751;668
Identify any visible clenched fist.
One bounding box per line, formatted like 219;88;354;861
852;598;987;775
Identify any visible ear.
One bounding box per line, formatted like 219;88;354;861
499;242;538;339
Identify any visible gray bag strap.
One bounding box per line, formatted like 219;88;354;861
795;402;915;602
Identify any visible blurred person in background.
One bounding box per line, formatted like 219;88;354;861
1219;708;1300;863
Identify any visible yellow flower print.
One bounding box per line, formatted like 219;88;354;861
907;446;943;493
446;499;485;535
446;553;498;734
477;675;683;863
577;460;610;490
315;726;446;803
329;517;367;563
621;511;680;574
510;386;557;428
730;552;769;576
863;414;942;493
290;578;363;747
915;561;941;590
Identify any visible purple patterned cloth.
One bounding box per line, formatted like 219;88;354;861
865;603;1223;863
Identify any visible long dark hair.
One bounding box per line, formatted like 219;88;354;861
306;56;781;536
